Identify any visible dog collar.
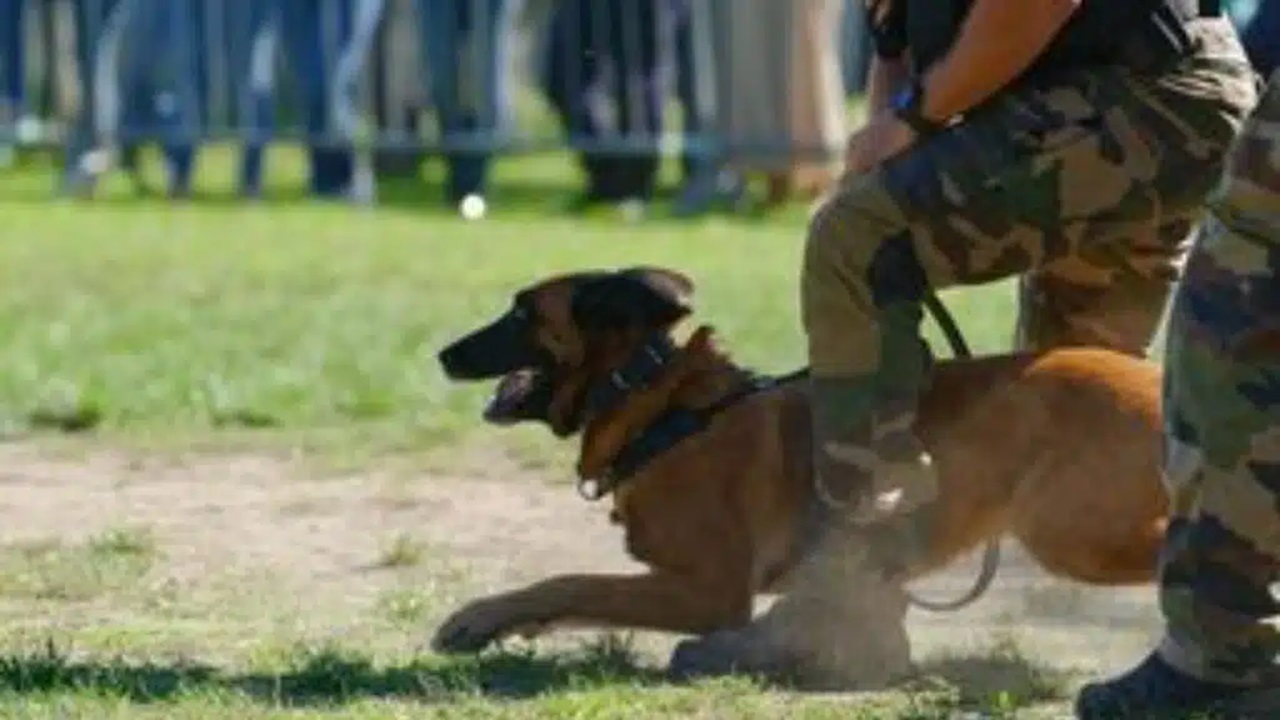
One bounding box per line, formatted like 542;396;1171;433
577;370;806;502
583;333;678;420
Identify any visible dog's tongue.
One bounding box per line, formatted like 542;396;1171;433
483;369;541;425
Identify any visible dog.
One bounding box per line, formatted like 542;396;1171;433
433;266;1169;677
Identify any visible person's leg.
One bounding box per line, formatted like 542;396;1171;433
319;0;358;197
230;0;280;197
62;0;104;192
539;0;583;169
140;0;201;197
604;0;665;202
555;0;619;204
0;0;25;145
1076;70;1280;719
76;0;142;193
671;0;698;183
1013;214;1196;355
278;0;346;197
329;0;382;203
447;0;519;206
420;0;472;204
670;22;1258;688
671;0;729;216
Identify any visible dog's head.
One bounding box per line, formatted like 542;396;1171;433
437;267;695;437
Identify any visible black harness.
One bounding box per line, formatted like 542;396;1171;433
576;332;800;501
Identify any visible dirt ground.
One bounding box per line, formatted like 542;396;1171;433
0;441;1164;683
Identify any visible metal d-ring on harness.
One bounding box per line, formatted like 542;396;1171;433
574;291;1000;613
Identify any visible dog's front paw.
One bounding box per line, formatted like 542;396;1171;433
431;598;531;654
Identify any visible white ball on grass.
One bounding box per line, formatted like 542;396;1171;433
460;194;487;221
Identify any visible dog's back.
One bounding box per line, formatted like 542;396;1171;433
680;347;1167;591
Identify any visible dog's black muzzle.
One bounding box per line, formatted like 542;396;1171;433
438;307;547;381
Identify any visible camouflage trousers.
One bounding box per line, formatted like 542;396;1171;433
801;19;1258;515
1011;214;1192;356
1155;69;1280;686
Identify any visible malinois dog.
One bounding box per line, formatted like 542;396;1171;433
433;267;1166;677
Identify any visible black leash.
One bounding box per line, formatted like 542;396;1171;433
908;292;1002;613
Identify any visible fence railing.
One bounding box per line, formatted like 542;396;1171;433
0;0;876;202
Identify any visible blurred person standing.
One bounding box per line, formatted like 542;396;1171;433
1075;68;1280;719
679;0;848;214
541;0;679;215
206;0;284;198
0;0;24;163
275;0;381;201
61;0;203;198
671;0;723;216
416;0;523;217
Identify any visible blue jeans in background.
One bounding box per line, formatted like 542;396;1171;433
542;0;677;204
0;0;24;137
417;0;521;203
63;0;202;196
207;0;281;195
277;0;381;199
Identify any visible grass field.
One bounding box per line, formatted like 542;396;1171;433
0;148;1161;718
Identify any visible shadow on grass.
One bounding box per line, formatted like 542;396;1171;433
0;639;666;706
0;634;1074;713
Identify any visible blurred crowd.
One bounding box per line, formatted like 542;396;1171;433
0;0;1275;217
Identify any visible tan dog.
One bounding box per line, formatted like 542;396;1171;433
434;267;1168;673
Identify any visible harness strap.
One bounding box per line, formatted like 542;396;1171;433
609;376;775;482
580;373;778;501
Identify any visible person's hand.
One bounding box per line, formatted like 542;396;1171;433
844;111;918;175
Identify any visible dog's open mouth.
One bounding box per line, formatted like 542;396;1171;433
483;368;555;426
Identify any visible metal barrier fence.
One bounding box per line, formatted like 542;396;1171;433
0;0;874;203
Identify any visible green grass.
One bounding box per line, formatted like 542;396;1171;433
0;635;1069;719
0;148;1058;718
0;148;1017;461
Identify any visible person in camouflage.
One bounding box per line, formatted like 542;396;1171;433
1011;214;1193;355
1075;69;1280;719
668;0;1261;691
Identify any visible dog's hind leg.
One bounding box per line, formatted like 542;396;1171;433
1007;449;1165;586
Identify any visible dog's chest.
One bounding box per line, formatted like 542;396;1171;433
611;485;705;574
610;494;662;566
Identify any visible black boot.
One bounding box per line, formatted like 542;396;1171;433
1076;652;1280;719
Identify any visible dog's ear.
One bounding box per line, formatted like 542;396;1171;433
571;267;695;334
